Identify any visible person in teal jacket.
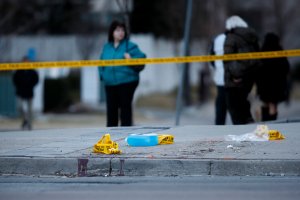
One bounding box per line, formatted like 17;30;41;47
99;20;146;127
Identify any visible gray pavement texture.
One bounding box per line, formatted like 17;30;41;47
0;123;300;177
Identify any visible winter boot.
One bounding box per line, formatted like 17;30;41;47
269;113;278;121
261;106;271;121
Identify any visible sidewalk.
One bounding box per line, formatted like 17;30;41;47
1;100;300;131
0;123;299;177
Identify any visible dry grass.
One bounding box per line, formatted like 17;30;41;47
136;84;217;110
135;92;177;110
291;82;300;99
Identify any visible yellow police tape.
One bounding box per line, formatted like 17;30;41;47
1;49;300;71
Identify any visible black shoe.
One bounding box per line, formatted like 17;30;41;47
27;123;32;130
21;120;32;130
21;120;28;130
261;106;271;121
269;113;278;121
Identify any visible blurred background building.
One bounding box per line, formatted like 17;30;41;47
0;0;300;120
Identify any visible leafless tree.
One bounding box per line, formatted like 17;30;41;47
269;0;300;45
116;0;132;35
76;35;98;60
0;36;11;62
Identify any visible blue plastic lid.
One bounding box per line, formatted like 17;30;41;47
126;134;158;147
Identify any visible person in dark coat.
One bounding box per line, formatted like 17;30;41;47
223;16;261;124
256;33;290;121
13;56;39;130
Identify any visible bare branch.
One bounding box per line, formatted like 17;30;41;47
76;35;98;60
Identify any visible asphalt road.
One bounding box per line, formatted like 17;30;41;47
0;176;299;200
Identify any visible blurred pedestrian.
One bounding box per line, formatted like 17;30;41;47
13;56;39;130
224;16;261;124
256;33;290;121
98;20;146;127
210;32;228;125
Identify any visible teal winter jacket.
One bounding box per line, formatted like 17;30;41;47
98;39;146;86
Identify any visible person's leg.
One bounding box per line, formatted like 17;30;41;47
26;99;33;130
105;85;119;127
119;81;138;126
226;87;253;125
241;91;254;124
269;112;278;121
261;105;270;121
215;86;227;125
269;103;278;120
262;103;278;121
17;97;27;130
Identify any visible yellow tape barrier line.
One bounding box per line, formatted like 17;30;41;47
0;49;300;71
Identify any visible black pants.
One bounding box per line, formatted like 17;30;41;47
261;105;278;121
226;87;254;125
105;81;138;127
215;86;227;125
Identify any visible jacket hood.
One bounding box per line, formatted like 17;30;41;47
226;16;248;30
231;27;258;45
262;33;282;51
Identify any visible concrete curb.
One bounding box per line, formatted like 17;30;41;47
1;157;300;177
